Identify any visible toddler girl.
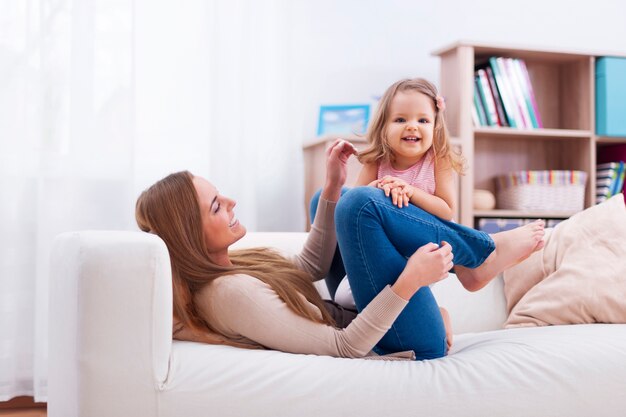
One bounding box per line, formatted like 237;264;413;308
349;78;545;349
356;78;463;221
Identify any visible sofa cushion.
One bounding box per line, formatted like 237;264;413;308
161;324;626;417
503;194;626;327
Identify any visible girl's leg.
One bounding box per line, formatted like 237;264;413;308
454;221;545;291
310;187;349;300
335;187;496;359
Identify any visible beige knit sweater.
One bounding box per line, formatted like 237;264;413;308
193;198;409;359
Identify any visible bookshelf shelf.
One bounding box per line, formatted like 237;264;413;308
473;209;577;219
433;42;612;227
474;127;592;139
596;136;626;144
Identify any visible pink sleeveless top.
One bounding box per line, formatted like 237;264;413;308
377;149;436;194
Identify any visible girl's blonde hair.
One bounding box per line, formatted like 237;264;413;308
359;78;465;174
135;171;335;348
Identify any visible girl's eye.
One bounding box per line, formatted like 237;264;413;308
419;118;430;123
213;203;220;213
394;117;406;123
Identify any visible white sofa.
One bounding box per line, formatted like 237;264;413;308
48;231;626;417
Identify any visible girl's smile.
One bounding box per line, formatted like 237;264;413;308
385;90;435;170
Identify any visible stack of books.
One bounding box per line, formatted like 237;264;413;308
596;161;626;203
473;57;543;129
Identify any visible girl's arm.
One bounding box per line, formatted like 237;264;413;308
407;160;456;221
355;162;379;186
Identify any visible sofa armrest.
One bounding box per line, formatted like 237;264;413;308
49;231;173;417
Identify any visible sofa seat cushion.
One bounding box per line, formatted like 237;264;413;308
160;324;626;417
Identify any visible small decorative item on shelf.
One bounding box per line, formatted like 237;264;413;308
495;170;587;212
473;189;496;210
317;104;370;136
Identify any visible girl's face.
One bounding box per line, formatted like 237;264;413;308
384;90;435;170
192;176;246;261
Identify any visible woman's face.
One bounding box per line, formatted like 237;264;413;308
192;176;246;258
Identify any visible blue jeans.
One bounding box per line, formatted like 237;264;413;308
334;186;495;360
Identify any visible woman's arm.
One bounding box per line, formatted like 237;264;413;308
199;274;407;358
291;197;338;280
198;240;452;358
292;139;357;279
320;139;357;202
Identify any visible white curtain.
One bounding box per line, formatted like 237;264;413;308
0;0;304;401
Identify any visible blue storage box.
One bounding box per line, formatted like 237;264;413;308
596;57;626;137
476;218;523;234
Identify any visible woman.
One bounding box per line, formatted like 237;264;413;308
135;139;543;359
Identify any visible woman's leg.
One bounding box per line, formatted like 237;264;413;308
310;187;349;299
335;187;496;359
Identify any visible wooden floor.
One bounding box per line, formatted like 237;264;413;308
0;397;46;417
0;411;46;417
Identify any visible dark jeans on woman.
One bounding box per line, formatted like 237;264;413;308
311;186;495;360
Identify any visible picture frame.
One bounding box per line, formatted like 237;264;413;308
317;104;370;136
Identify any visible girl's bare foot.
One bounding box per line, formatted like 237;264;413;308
455;220;545;292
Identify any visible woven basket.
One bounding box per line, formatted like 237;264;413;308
495;171;587;212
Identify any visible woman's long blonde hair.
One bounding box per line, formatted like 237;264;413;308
359;78;465;174
135;171;335;347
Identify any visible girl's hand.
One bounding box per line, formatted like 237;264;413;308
377;176;414;208
321;139;358;201
391;241;453;300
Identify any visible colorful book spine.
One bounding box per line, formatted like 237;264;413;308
512;59;539;128
503;57;532;129
477;69;499;126
473;80;488;126
610;161;625;196
596;162;620;202
518;59;543;128
485;66;509;127
471;102;480;127
489;57;519;128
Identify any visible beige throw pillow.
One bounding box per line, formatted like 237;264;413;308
503;194;626;328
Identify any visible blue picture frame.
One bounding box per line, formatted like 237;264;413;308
317;104;370;136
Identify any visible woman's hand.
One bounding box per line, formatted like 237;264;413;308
321;139;358;202
377;176;415;208
391;241;453;300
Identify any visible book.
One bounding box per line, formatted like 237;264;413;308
512;59;539;128
473;80;488;126
471;101;480;127
489;57;519;128
503;57;532;128
518;59;543;128
485;66;509;127
610;162;625;196
596;162;620;200
476;69;499;126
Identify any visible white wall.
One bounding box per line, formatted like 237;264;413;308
291;0;626;140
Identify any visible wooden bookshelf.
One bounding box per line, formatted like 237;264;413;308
433;41;625;227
